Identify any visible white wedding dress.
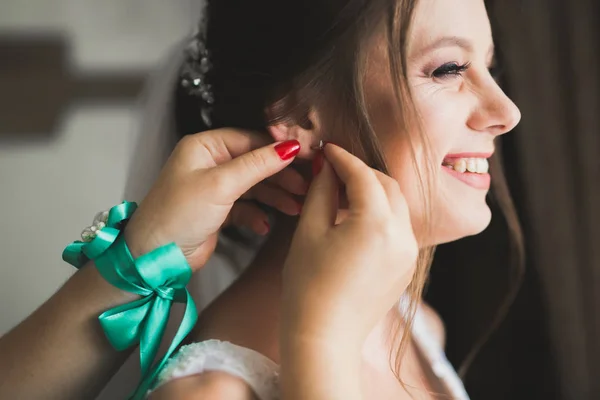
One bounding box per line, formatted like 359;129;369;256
148;302;470;400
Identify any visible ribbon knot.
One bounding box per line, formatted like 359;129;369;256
61;202;198;399
155;286;176;301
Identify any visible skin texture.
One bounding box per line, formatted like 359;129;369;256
364;0;520;245
159;0;521;399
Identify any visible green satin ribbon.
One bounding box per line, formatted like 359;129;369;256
62;201;138;269
62;201;198;399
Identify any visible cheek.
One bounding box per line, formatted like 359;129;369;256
413;87;469;159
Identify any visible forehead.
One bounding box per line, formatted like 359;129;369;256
408;0;493;55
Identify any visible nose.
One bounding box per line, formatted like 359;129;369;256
468;78;522;136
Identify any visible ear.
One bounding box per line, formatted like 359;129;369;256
267;110;322;159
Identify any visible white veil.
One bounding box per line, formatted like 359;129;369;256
98;22;258;400
122;41;255;313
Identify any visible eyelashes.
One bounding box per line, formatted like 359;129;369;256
429;61;503;82
431;62;472;79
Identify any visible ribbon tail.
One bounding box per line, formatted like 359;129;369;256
165;290;198;360
99;296;153;351
138;297;172;377
129;290;198;400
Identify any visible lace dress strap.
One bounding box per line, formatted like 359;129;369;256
153;340;280;400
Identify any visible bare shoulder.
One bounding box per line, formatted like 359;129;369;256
148;371;259;400
419;302;446;349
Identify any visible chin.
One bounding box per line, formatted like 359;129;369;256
419;200;493;247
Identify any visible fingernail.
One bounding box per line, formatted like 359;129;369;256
312;150;324;177
275;140;301;161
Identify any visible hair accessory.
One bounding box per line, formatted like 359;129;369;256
62;201;198;399
180;11;214;128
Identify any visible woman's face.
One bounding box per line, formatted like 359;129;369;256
364;0;521;245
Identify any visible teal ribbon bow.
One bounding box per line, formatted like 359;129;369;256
62;201;198;399
62;201;138;268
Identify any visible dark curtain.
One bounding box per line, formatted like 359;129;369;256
426;1;600;399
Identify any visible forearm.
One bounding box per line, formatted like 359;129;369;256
280;334;363;400
0;262;138;399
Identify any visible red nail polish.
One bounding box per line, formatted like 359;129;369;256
275;140;301;161
312;150;324;177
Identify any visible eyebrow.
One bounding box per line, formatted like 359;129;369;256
413;35;495;61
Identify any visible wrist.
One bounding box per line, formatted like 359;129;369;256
122;221;159;259
76;261;141;308
280;315;365;361
281;303;369;349
280;330;363;400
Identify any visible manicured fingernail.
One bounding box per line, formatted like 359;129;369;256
312;150;324;177
275;140;301;161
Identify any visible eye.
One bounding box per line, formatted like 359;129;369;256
431;62;471;79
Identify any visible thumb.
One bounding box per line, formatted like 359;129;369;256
208;139;301;201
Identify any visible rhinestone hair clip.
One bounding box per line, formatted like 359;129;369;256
180;29;214;128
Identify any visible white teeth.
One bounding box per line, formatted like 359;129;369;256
454;159;467;173
476;158;488;173
466;159;477;173
444;158;489;174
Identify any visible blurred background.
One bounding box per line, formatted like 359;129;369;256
1;1;599;399
0;0;197;332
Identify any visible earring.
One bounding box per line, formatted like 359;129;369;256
310;140;325;151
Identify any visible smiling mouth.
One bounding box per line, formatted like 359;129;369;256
441;157;489;174
441;154;492;190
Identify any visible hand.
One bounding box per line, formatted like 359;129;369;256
124;128;307;271
281;144;418;345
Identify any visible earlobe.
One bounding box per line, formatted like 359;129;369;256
268;124;318;159
267;109;322;159
269;124;320;159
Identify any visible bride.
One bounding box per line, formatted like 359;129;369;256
129;0;521;398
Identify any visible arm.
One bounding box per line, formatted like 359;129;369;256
0;262;138;400
0;130;303;399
